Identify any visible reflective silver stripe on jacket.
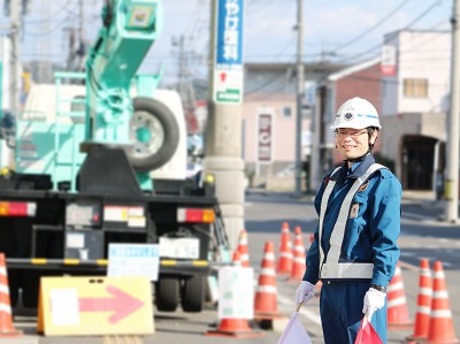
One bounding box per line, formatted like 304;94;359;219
318;163;385;279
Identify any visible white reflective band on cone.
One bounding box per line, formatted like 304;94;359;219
387;281;404;292
419;287;432;296
0;285;9;294
433;290;449;298
260;268;276;276
256;285;277;294
0;303;11;314
388;296;407;307
431;310;453;318
416;306;431;315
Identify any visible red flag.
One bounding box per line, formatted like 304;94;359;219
355;320;383;344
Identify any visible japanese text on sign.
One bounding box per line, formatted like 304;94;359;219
216;0;243;66
258;113;273;162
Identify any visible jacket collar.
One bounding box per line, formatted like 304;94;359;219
330;154;376;182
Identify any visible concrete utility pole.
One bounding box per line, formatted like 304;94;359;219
294;0;304;196
9;0;21;117
204;0;245;249
445;0;460;223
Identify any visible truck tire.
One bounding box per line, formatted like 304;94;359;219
155;277;179;312
129;97;180;172
181;275;205;312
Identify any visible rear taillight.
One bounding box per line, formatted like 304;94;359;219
177;208;215;223
0;201;36;217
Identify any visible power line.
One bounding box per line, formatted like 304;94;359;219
331;0;412;52
334;0;444;65
23;2;80;36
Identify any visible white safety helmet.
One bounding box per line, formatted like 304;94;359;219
330;97;382;130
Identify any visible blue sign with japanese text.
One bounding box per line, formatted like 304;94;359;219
216;0;244;67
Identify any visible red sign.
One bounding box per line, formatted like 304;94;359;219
258;113;273;162
381;45;397;76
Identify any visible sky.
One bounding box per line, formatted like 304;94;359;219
0;0;453;86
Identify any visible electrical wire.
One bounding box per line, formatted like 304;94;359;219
23;1;80;36
333;0;444;65
23;0;79;25
331;0;412;52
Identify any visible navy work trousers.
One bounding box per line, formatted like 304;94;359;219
319;280;387;344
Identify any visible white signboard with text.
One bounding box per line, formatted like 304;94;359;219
218;266;254;319
107;243;159;281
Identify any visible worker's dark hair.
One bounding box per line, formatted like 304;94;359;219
367;127;380;152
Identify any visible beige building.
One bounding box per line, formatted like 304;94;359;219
380;30;450;193
242;62;343;190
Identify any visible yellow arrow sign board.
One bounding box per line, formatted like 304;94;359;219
37;276;154;336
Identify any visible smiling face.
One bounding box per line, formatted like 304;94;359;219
335;128;378;163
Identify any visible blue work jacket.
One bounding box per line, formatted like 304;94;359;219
304;154;402;287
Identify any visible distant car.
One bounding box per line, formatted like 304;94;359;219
276;164;306;178
186;162;202;179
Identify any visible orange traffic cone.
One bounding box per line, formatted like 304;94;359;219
237;229;250;267
232;250;241;266
406;258;432;342
254;241;284;320
276;222;292;275
0;253;22;337
387;263;413;329
289;226;305;282
426;261;459;344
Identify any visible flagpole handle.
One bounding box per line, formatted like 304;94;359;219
296;302;303;312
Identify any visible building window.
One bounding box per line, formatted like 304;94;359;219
403;79;428;98
283;106;292;117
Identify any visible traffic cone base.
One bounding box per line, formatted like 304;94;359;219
205;319;264;338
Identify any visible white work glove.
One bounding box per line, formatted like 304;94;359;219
295;281;315;304
362;288;386;322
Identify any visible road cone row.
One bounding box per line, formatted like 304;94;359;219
405;259;459;344
0;253;22;337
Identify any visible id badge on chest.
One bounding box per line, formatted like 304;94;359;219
349;203;359;219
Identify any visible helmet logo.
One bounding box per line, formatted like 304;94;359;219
344;112;353;121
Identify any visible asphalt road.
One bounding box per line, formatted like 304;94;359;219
7;191;460;344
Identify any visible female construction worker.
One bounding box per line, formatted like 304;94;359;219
295;97;402;343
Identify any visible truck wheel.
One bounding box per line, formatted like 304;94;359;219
129;97;180;172
155;278;179;312
181;275;205;312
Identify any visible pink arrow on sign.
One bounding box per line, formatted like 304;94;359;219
79;285;144;324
